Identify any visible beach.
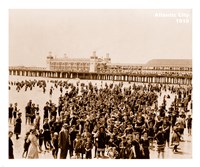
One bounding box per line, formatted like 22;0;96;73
9;75;192;159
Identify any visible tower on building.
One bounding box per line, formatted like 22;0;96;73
46;52;54;70
89;51;98;72
104;53;111;64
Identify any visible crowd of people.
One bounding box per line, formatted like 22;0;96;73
9;79;192;159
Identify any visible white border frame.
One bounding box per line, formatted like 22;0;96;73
0;0;199;167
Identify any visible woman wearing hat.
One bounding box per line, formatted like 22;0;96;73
27;129;39;159
14;112;22;140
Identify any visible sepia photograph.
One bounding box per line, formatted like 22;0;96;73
8;9;192;159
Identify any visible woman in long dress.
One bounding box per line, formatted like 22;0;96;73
27;129;39;159
14;113;22;140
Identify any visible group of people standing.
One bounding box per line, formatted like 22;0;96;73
9;79;192;159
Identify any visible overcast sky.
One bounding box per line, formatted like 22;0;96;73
9;9;192;67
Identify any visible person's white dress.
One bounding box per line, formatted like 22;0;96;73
27;134;39;159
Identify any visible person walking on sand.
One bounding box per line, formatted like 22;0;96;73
59;124;71;159
27;129;40;159
9;103;13;124
9;131;14;159
14;112;22;140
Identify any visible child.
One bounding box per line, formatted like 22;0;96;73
22;132;31;158
85;137;93;159
171;123;181;153
107;147;119;159
73;134;82;159
52;132;59;159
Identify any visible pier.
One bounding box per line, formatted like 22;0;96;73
9;66;192;85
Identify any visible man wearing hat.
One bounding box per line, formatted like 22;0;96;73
14;112;22;140
58;124;71;159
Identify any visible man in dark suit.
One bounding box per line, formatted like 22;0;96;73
59;124;71;159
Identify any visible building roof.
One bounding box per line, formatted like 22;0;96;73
145;59;192;67
51;58;90;62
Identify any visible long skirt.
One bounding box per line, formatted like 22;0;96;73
27;144;39;159
14;123;21;135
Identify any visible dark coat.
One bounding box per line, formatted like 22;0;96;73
43;123;51;141
59;130;70;159
43;106;50;119
25;105;31;117
14;118;22;134
9;138;14;159
97;132;107;149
